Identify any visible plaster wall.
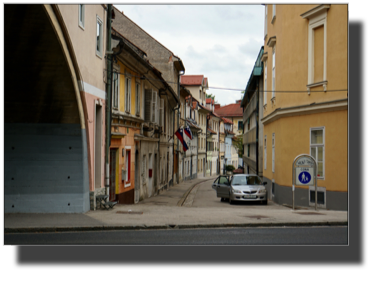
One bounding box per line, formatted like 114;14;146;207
58;4;107;92
263;109;347;192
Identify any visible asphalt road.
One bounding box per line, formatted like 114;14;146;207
5;226;348;245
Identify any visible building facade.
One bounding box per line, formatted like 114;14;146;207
261;4;348;210
112;6;185;188
242;47;264;177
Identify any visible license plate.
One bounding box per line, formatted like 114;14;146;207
244;195;257;199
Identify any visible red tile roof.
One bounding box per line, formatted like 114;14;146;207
181;75;204;86
222;117;233;124
214;103;243;117
207;128;217;134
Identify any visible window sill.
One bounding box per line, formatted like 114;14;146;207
79;23;85;31
271;15;276;24
307;81;327;95
96;52;103;60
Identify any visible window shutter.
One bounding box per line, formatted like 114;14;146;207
144;89;153;122
135;83;140;116
160;98;164;127
125;77;131;113
152;91;157;123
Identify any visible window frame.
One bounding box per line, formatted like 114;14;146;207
272;4;276;23
125;75;131;113
78;4;85;30
304;8;329;88
310;127;325;179
264;5;268;39
135;81;140;116
112;66;120;110
309;186;326;208
124;146;132;188
272;133;275;173
96;15;103;58
264;135;267;170
264;61;267;106
272;45;276;99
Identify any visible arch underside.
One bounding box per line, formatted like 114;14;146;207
4;4;89;213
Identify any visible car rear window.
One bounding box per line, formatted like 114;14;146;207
231;176;262;185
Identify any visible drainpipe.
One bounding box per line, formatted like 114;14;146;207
105;6;123;200
105;4;113;199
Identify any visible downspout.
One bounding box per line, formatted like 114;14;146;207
256;82;259;176
173;103;180;184
105;7;123;200
105;4;112;199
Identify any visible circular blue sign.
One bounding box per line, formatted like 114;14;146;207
298;171;311;184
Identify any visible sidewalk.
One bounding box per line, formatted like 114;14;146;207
4;176;348;233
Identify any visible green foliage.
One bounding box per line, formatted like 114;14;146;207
225;165;236;172
232;135;243;158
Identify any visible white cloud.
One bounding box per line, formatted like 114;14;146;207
115;4;264;106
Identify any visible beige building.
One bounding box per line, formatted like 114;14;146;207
261;4;348;210
181;75;209;178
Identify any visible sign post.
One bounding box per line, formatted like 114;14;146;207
292;154;318;211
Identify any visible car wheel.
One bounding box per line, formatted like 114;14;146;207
229;197;233;205
262;200;268;205
221;198;224;202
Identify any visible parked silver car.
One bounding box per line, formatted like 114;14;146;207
212;174;268;205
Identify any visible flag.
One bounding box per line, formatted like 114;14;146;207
184;125;193;140
175;127;188;152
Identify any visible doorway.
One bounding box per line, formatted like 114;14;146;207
95;104;102;188
109;149;117;201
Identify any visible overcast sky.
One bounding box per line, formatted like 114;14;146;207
115;4;265;106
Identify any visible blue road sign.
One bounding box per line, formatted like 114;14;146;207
298;171;311;184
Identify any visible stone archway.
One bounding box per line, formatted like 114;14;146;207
4;4;89;213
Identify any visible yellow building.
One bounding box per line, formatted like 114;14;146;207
262;4;347;210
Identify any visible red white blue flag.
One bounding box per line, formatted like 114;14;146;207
175;127;189;152
184;125;193;140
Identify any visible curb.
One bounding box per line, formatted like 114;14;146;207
4;221;348;234
176;178;215;207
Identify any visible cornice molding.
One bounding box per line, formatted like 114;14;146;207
261;98;348;125
301;4;330;19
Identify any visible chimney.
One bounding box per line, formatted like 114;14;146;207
236;100;242;104
214;104;221;109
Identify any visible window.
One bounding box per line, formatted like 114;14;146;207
238;121;243;131
264;61;267;106
264;136;267;170
124;147;131;187
264;5;268;38
125;76;131;113
272;45;275;99
142;155;146;184
136;82;140;116
310;127;325;178
272;133;275;173
112;67;119;109
301;5;330;88
247;144;250;157
248;117;250;130
309;186;326;208
96;16;103;57
79;4;85;29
